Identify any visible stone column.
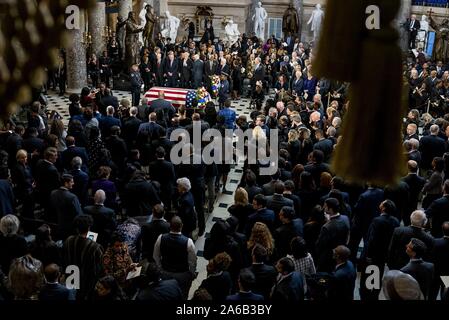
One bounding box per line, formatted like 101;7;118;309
88;1;106;57
119;0;133;21
397;0;412;51
246;0;258;38
293;0;303;40
67;11;87;93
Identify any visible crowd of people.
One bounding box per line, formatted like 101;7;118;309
1;26;449;302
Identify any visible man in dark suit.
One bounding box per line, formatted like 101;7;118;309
383;180;410;223
5;125;24;167
61;136;88;172
266;181;294;226
122;170;161;217
105;126;128;174
315;198;350;272
407;14;420;49
252;57;265;90
402;160;426;226
330;245;356;301
349;185;384;261
226;269;264;301
137;112;165;145
401;238;434;300
304;150;331;187
149;147;176;212
426;180;449;238
149;91;176;125
204;54;218;90
192;54;204;89
388;210;434;270
70;156;89;207
174;177;197;238
246;194;276;236
249;245;277;299
50;174;83;240
271;257;304;302
34;147;60;217
216;57;230;77
121;106;142;148
283;180;302;217
99;106;121;138
83;189;116;248
140;204;170;261
179;52;193;89
274;206;303;258
419;124;446;173
135;262;183;300
176;149;206;236
361;200;400;300
39;264;76;301
22;127;45;154
163;51;179;87
313;129;334;163
430;222;449;300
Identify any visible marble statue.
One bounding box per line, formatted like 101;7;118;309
138;2;148;44
417;15;429;43
225;19;240;47
307;3;324;42
253;2;268;41
162;11;180;44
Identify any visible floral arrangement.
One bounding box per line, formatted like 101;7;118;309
210;75;220;98
196;86;212;108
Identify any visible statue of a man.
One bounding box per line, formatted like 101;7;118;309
125;12;144;69
225;20;240;47
116;16;127;61
143;5;157;47
282;4;299;35
429;12;449;62
164;11;180;44
253;2;268;41
307;3;324;42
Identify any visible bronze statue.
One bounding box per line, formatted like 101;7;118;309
143;5;157;47
429;12;449;63
282;4;299;35
125;12;144;69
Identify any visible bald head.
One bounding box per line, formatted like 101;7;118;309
407;160;418;173
94;189;106;205
430;124;440;135
410;210;427;228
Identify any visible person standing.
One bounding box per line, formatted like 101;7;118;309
408;14;421;50
130;64;143;107
153;216;197;299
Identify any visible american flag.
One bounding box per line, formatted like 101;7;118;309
144;87;197;108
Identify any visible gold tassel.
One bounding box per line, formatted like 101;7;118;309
315;0;406;185
313;0;365;81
